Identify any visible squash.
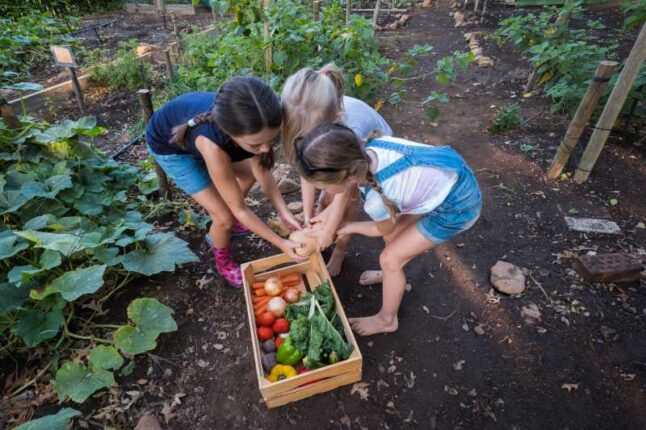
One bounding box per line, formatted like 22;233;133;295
289;222;323;257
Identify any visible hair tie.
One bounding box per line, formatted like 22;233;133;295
187;118;197;127
320;66;331;76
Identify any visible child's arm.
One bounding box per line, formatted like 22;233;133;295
200;144;304;261
301;178;316;226
337;219;396;238
310;191;349;250
251;157;301;232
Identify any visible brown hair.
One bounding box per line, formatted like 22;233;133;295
171;76;281;169
296;123;398;220
281;64;345;164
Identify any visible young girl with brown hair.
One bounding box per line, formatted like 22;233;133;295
281;64;392;276
294;123;482;336
147;76;304;287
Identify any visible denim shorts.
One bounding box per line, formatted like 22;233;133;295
147;145;212;195
415;201;482;244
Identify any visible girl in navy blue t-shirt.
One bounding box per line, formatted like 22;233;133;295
147;76;303;287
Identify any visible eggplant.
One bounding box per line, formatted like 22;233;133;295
261;352;277;372
261;339;276;354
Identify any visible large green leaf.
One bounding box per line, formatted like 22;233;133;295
0;282;30;314
0;233;29;259
15;230;102;256
16;308;63;346
0;190;29;215
122;232;199;276
54;362;115;403
21;174;73;199
113;325;157;354
8;264;41;287
34;265;107;301
93;246;123;267
88;345;124;370
73;190;112;216
15;408;81;430
128;298;177;336
23;214;58;230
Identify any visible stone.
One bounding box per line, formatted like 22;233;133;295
278;177;300;194
474;324;485;336
476;56;494;68
521;303;542;323
134;413;162;430
422;0;433;7
490;261;526;295
564;216;621;235
573;253;643;283
287;201;303;213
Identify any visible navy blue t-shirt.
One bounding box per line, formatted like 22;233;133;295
146;92;254;162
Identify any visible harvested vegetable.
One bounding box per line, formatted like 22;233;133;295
264;277;283;297
275;337;284;348
267;364;297;382
275;336;303;365
283;287;301;303
262;353;277;372
261;339;277;354
256;312;276;327
266;297;287;317
255;288;267;297
257;326;274;341
272;318;289;334
288;223;322;257
280;273;301;284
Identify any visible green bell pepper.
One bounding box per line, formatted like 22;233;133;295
275;336;303;366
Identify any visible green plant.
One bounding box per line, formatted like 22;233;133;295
622;0;646;29
0;115;198;410
89;40;153;90
488;104;523;134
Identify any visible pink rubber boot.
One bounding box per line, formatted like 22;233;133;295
211;246;243;287
230;220;251;237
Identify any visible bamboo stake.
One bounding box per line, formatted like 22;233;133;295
346;0;351;24
313;0;321;21
263;0;272;71
138;89;169;198
164;48;175;80
546;61;618;179
574;23;646;183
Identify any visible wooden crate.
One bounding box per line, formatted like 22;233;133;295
241;252;363;408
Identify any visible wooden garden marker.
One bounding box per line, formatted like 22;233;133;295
372;0;381;33
546;60;618;179
313;1;321;21
264;0;273;71
346;0;351;24
574;23;646;183
0;95;20;129
138;89;170;198
51;45;86;113
164;48;175;80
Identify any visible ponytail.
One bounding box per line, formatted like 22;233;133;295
365;169;398;221
170;111;212;149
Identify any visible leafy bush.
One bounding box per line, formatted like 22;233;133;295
0;115;198;409
622;0;646;29
488;104;523;134
0;13;78;84
89;40;153;90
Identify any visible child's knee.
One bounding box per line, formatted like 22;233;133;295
211;213;235;231
379;248;403;271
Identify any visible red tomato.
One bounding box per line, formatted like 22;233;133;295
257;326;274;341
256;312;276;327
275;337;284;348
272;318;289;334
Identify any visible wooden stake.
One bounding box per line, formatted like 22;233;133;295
546;60;618;179
263;0;272;71
171;14;183;61
372;0;381;33
346;0;351;24
574;23;646;183
313;1;321;21
164;48;175;80
0;95;20;129
138;89;169;198
67;66;86;113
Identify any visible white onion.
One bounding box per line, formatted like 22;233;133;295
283;287;301;303
266;297;287;317
264;277;283;297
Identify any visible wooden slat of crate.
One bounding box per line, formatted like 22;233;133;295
241;252;363;408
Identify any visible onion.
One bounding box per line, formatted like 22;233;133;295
266;297;287;317
264;277;283;297
283;287;301;303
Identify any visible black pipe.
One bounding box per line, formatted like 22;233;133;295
110;133;144;160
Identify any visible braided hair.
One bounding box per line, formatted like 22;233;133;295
296;123;399;220
170;76;281;169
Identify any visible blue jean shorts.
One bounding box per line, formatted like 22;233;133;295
147;145;212;195
415;201;482;244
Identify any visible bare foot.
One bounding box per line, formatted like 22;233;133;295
326;248;345;277
359;270;383;286
349;314;398;336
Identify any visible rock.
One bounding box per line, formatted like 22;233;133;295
490;261;526;295
464;32;473;41
453;11;465;27
476;56;494;68
136;44;156;57
267;217;291;237
563;216;621;235
474;324;485;336
278;177;300;194
422;0;433;7
399;14;411;26
134;413;162;430
287;201;303;213
471;47;483;56
521;303;542;323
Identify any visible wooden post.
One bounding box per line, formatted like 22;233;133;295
138;89;169;198
171;14;183;61
372;0;381;33
574;23;646;183
67;66;86;113
0;95;20;129
313;1;321;21
155;0;168;30
164;48;175;80
346;0;351;24
264;0;272;71
546;61;618;179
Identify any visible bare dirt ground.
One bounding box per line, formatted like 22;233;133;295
4;2;645;429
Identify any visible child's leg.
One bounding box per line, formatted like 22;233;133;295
232;159;256;196
359;215;420;286
350;222;435;336
326;194;357;277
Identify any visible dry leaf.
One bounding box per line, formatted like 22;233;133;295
161;401;177;424
134;412;162;430
561;383;579;393
444;385;458;395
350;382;370;400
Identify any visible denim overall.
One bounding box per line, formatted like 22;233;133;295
363;139;482;244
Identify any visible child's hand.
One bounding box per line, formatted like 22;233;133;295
280;210;302;232
310;206;330;225
280;239;308;262
305;227;336;251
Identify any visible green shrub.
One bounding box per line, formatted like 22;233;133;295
488;104;523;134
89;40;153;90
